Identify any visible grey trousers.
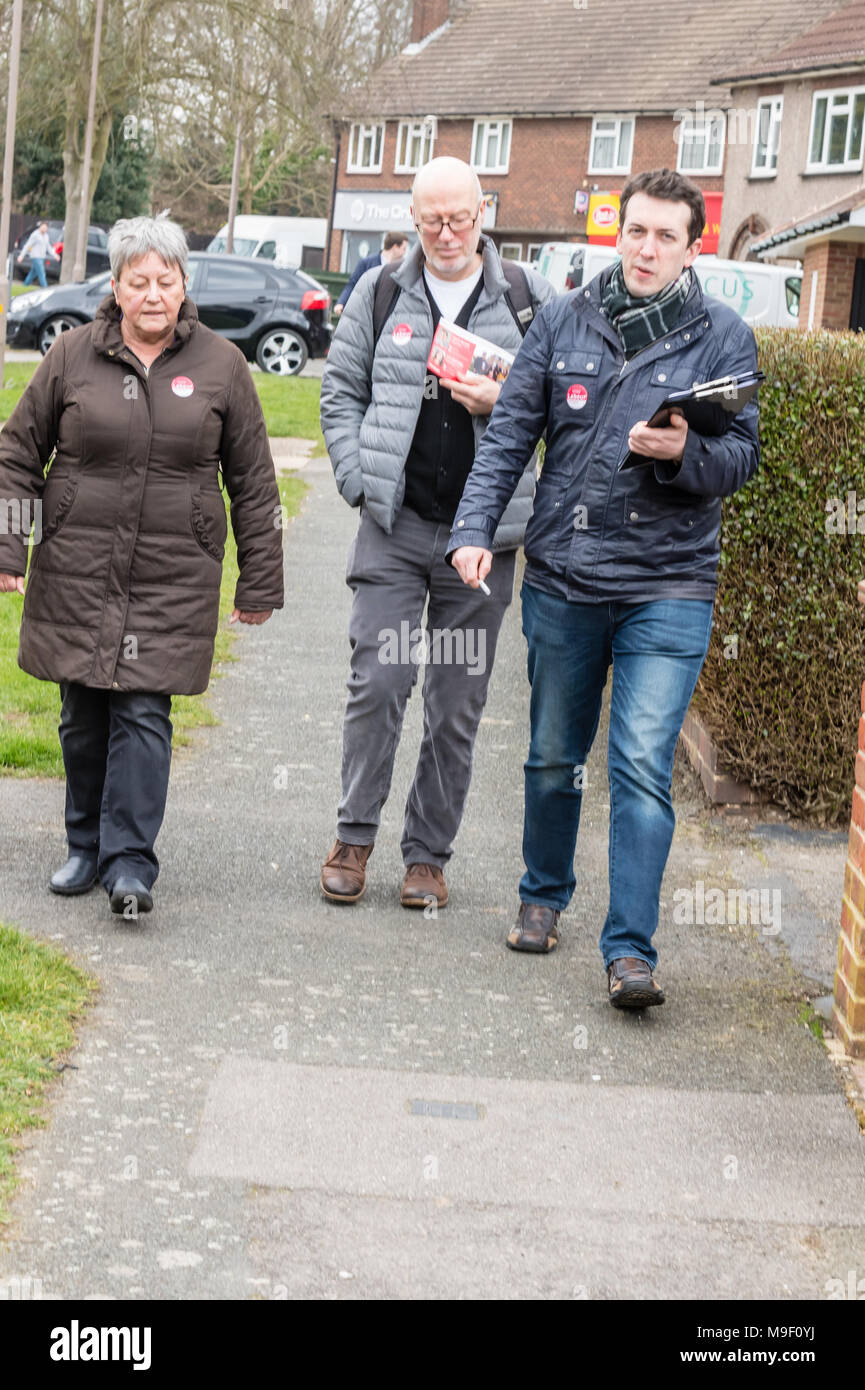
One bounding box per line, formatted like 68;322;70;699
337;503;515;866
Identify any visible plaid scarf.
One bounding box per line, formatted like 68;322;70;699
602;260;693;358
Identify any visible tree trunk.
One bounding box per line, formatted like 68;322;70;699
240;137;255;216
60;109;112;283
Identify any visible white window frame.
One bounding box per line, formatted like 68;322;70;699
346;122;385;174
751;96;783;177
677;112;725;174
471;119;512;174
588;116;634;175
499;241;523;261
394;119;435;173
806;86;865;173
527;242;544;262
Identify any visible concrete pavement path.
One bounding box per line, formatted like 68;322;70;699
0;463;863;1301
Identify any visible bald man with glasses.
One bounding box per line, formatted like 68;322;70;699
319;156;553;910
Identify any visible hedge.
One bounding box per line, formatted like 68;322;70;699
693;327;865;825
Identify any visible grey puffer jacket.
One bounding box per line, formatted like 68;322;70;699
319;236;555;550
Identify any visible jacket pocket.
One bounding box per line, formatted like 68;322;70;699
189;489;226;562
549;353;601;428
524;471;570;560
39;476;79;543
622;491;707;532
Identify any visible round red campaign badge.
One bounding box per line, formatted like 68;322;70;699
392;323;413;345
566;383;588;410
171;375;194;397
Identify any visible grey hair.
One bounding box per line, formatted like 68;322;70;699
108;212;188;281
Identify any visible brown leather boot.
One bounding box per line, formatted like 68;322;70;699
400;863;448;909
507;903;560;953
320;840;373;903
607;957;665;1008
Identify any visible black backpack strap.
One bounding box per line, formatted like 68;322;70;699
372;261;402;345
372;258;533;343
500;261;535;338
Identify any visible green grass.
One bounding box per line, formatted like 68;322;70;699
252;373;326;451
0;473;307;776
0;359;326;448
0;363;44;418
796;1001;825;1041
0;922;96;1219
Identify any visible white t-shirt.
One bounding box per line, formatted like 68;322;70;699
423;264;484;322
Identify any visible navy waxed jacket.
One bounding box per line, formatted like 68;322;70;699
446;264;760;603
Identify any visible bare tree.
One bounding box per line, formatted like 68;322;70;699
0;0;414;246
4;0;176;279
151;0;413;229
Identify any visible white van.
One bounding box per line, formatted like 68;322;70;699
694;255;801;327
536;241;802;326
206;215;327;269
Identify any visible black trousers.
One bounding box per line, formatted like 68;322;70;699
58;683;173;893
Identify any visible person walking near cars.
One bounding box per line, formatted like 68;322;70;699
448;169;760;1007
17;221;60;286
0;214;284;919
333;231;409;316
318;156;553;910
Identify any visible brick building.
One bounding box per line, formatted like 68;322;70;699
751;188;865;329
713;1;865;261
711;0;865;327
326;0;837;274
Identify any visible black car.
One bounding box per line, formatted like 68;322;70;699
5;252;332;373
11;222;110;281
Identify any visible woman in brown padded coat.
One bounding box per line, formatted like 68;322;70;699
0;215;284;919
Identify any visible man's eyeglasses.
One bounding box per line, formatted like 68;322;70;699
414;206;482;236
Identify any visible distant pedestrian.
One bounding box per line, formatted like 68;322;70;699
333;231;409;317
0;215;284;921
17;221;60;287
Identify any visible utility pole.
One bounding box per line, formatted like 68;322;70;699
0;0;25;389
71;0;105;283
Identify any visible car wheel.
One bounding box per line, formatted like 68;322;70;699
38;315;82;355
255;328;309;376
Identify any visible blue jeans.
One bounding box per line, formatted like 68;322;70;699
519;582;713;970
23;258;48;287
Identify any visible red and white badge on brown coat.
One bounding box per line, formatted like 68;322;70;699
171;375;194;397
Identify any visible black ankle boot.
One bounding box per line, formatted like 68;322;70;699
49;853;99;896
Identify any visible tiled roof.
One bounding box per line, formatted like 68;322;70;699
715;0;865;83
341;0;843;119
753;184;865;251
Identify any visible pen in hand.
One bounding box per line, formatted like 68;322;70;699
478;579;491;596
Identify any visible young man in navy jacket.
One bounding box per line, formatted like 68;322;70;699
448;168;760;1008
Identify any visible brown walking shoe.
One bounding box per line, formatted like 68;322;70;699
400;863;448;909
507;903;560;953
607;957;665;1008
320;839;373;903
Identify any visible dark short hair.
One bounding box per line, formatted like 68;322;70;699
383;231;408;250
619;169;705;247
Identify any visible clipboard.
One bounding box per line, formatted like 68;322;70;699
619;371;765;470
